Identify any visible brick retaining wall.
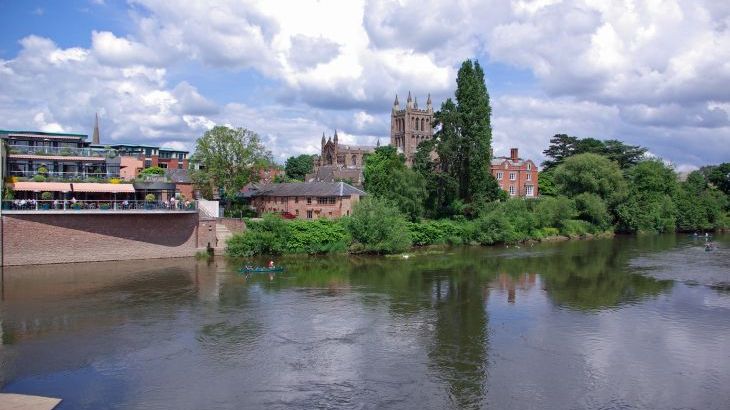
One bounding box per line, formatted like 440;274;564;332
1;213;206;266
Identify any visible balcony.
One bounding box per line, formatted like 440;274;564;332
2;199;198;214
8;170;121;182
7;145;118;158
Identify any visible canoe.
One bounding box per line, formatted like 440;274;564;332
239;266;285;274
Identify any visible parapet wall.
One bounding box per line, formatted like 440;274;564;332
1;213;206;266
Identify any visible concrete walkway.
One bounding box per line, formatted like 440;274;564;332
0;394;61;410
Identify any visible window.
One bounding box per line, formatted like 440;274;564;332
159;151;172;159
307;197;312;205
295;197;299;204
496;172;503;180
318;197;336;205
504;163;508;169
527;162;532;170
306;210;313;219
421;118;425;130
509;185;516;196
144;160;152;168
158;163;167;169
526;185;534;197
177;162;183;169
352;155;357;166
509;172;516;181
526;173;532;181
296;209;300;216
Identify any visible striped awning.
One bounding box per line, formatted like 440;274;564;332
70;183;135;193
10;182;71;192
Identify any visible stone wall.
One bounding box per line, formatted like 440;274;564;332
1;213;206;266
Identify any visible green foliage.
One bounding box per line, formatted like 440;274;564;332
675;170;729;231
284;154;315;180
3;186;14;200
32;174;46;182
139;166;166;176
36;166;48;175
706;163;730;195
286;219;350;254
574;193;611;229
615;160;678;233
40;191;53;201
554;153;627;205
538;169;557;196
191;126;272;199
535;196;576;229
226;213;291;257
542;134;647;170
144;193;156;202
345;197;412;254
364;146;427;221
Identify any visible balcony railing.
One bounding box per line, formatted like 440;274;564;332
8;170;121;180
7;145;118;158
2;200;198;212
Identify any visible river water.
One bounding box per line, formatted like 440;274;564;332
0;234;728;409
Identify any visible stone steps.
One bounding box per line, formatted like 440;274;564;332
215;223;232;249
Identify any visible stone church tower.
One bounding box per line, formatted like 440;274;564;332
390;91;433;165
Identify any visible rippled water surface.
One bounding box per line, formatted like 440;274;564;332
1;234;729;409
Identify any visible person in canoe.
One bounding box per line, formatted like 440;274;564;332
268;260;275;268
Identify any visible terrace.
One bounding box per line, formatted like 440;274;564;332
6;145;118;158
2;199;198;213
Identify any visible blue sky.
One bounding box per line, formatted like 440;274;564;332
0;0;728;169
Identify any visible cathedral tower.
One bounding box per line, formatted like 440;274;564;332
390;92;434;166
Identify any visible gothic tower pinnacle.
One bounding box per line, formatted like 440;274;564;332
92;112;100;144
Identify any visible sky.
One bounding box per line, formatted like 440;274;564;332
0;0;728;170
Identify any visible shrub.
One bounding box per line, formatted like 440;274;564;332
139;166;166;176
286;219;349;254
3;186;15;200
144;193;156;202
41;191;53;201
32;174;46;182
344;197;411;254
36;166;48;175
535;196;576;229
226;213;290;257
574;193;611;229
561;219;593;236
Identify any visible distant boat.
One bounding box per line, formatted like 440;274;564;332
239;266;285;274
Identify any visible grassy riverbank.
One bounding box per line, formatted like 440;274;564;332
226;197;616;257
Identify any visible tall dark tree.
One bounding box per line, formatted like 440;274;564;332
432;60;501;206
542;134;578;170
542;134;646;170
284;154;315;181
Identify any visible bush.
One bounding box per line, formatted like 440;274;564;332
139;166;166;176
535;196;576;229
32;174;46;182
561;219;593;236
287;219;349;254
36;166;48;175
344;197;411;254
574;193;611;229
41;191;53;200
145;193;156;202
226;213;290;257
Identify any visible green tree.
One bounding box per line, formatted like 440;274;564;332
284;154;315;181
537;169;557;196
345;197;412;254
190;126;271;199
364;146;427;220
541;134;578;170
542;134;646;170
413;139;460;218
675;170;728;231
432;60;501;206
553;153;627;205
707;163;730;196
615;160;678;233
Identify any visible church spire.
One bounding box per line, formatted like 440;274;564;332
333;129;338;143
426;93;432;111
92;112;100;144
414;96;419;109
406;91;413;109
321;132;326;147
393;94;400;110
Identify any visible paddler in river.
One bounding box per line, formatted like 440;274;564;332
268;260;275;268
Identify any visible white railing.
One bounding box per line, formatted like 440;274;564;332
8;171;121;179
1;200;197;212
7;145;117;158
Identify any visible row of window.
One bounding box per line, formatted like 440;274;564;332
263;208;349;219
496;171;532;181
394;117;431;132
268;196;339;205
506;185;535;196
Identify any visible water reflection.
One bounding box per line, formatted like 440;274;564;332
0;235;728;409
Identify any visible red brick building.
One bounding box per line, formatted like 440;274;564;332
244;182;366;219
490;148;539;198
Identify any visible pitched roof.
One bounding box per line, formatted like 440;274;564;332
246;182;366;197
491;156;536;167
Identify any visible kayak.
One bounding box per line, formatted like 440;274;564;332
239;266;285;274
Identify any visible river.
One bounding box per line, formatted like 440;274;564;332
0;234;728;409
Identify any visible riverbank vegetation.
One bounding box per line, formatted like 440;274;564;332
224;58;729;257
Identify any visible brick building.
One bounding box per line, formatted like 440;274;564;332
490;148;539;197
244;181;366;219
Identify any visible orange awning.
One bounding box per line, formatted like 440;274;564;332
10;182;71;192
70;183;135;193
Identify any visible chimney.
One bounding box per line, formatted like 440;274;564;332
510;148;518;161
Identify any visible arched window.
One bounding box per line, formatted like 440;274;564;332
352;155;357;166
421;118;425;130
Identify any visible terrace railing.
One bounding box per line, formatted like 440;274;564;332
1;200;198;212
7;145;118;158
8;170;121;180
